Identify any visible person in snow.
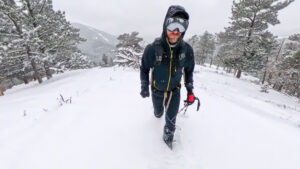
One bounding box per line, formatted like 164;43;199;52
140;5;195;149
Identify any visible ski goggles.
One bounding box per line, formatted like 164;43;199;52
166;17;189;33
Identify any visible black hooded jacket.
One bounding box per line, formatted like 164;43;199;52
140;5;195;92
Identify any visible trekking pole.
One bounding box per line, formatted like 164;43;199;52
179;102;189;115
179;97;201;115
195;97;201;111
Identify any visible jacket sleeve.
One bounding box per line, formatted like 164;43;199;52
184;44;195;93
140;44;155;86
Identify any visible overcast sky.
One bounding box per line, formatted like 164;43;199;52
52;0;300;42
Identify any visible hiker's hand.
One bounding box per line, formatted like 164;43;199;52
186;93;195;105
186;87;194;105
185;83;194;105
140;85;149;98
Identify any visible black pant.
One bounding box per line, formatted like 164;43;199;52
151;88;180;132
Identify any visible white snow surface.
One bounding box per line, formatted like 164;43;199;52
0;65;300;169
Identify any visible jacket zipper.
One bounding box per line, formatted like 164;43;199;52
166;38;173;91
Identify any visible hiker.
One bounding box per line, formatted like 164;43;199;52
140;5;195;148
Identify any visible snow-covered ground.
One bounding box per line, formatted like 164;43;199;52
0;65;300;169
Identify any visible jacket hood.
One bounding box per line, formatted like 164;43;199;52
162;5;189;45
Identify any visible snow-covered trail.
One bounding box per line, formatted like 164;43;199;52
0;66;300;169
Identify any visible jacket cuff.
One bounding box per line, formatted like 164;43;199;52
185;83;193;94
141;81;149;87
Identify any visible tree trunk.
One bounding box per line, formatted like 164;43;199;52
275;40;285;62
236;69;242;78
26;45;42;84
225;67;230;73
31;58;42;83
45;68;52;80
295;85;300;98
0;86;4;96
23;78;29;84
278;85;283;91
267;72;273;84
44;61;52;80
234;69;237;76
210;58;213;68
262;70;267;84
273;83;283;92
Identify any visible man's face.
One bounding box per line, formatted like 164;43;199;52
167;29;182;44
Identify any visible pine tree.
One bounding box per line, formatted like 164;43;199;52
219;0;294;78
259;31;280;84
198;31;216;65
102;54;109;66
276;51;300;97
55;52;91;70
0;0;28;83
187;35;200;50
0;0;89;95
216;31;240;73
1;0;44;83
270;34;300;96
282;34;300;58
44;10;87;72
187;35;201;64
114;31;144;68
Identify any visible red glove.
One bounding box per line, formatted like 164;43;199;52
187;94;195;105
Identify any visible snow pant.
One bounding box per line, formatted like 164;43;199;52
151;87;181;132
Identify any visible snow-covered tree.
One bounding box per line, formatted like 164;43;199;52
114;32;144;68
282;34;300;58
0;0;28;83
258;31;279;84
218;0;294;78
275;51;300;97
101;53;113;66
187;35;200;51
54;52;91;70
269;34;300;96
187;35;201;64
216;31;241;73
0;0;90;95
198;31;216;65
19;0;87;79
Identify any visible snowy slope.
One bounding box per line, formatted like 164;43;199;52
0;66;300;169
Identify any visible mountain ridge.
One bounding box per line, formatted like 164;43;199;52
72;23;118;64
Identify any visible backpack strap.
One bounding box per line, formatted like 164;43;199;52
176;41;187;67
179;42;187;61
152;38;164;66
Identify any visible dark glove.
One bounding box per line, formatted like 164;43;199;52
140;85;149;98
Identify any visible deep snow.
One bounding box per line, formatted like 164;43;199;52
0;65;300;169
